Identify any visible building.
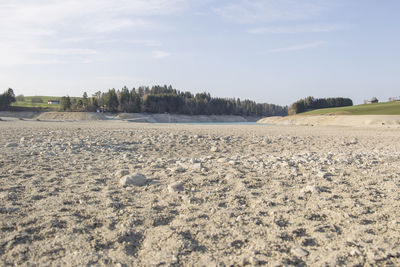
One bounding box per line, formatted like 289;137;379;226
368;97;378;104
48;100;60;105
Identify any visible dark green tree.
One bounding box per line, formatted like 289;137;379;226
60;96;72;111
0;88;16;110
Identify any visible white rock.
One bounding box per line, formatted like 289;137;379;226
350;247;361;256
292;247;309;257
350;138;358;144
225;173;235;179
210;146;219;152
192;163;202;170
317;171;331;179
301;185;319;194
168;181;184;193
120;173;147;187
115;169;130;179
190;158;200;164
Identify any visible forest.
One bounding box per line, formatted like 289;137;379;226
289;96;353;114
60;85;288;117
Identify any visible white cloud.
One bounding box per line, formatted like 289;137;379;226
0;0;188;65
152;50;171;59
213;0;333;24
33;48;98;56
127;40;162;47
249;24;345;34
263;41;326;54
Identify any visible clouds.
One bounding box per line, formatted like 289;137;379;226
263;41;326;54
248;24;345;34
213;0;333;24
152;50;171;59
0;0;188;65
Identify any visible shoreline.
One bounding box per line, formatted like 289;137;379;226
0;111;261;123
257;114;400;127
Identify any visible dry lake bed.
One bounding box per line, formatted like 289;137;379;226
1;120;399;266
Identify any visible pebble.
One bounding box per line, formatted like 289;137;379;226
168;181;184;193
210;146;219;152
350;247;362;256
217;158;227;163
119;173;147;187
5;142;18;148
192;163;202;171
291;247;309;257
301;185;319;194
317;171;331;179
225;173;235;179
115;169;130;179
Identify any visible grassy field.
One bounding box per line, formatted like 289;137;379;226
11;96;62;109
303;101;400;115
12;96;81;109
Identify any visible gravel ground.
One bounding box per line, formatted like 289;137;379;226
1;120;399;266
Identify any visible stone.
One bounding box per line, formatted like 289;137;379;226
190;158;199;164
5;142;18;148
170;166;186;173
317;171;331;179
301;185;319;194
168;181;184;193
120;173;147;187
350;247;362;256
115;169;130;179
350;138;358;145
210;146;219;152
225;173;235;179
292;247;309;257
192;163;202;171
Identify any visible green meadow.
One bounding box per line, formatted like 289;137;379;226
303;101;400;115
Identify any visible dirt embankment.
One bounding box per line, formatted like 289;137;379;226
1;111;260;123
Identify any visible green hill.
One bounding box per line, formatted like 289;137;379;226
303;101;400;115
11;96;81;110
12;96;61;109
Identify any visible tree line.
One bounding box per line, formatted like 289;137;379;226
61;85;288;117
0;89;16;110
289;96;353;114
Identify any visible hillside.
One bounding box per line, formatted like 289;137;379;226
11;96;61;109
303;101;400;115
11;96;84;110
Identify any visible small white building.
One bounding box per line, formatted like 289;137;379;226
48;100;60;105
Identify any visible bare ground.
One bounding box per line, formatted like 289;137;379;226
1;120;399;266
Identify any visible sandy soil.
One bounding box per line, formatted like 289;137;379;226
1;120;399;266
258;115;400;127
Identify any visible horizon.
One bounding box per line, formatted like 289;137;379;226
1;0;399;106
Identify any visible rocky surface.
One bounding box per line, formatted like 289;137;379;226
1;120;400;266
258;114;400;127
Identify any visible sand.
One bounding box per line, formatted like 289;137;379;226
1;120;399;266
258;115;400;127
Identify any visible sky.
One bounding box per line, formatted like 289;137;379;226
0;0;399;106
